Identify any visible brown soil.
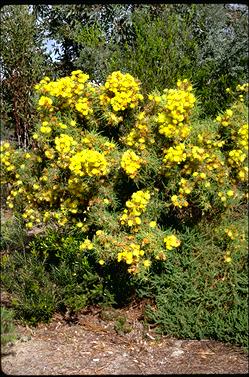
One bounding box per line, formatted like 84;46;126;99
1;303;248;375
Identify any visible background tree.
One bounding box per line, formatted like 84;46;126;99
37;4;248;117
1;4;248;146
0;5;51;147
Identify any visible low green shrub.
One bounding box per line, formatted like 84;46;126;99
0;212;28;252
1;252;57;325
1;307;16;349
139;211;248;349
1;227;134;325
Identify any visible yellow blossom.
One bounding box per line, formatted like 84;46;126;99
149;221;157;228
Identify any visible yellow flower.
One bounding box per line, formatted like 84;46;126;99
224;255;232;263
99;259;105;266
38;96;53;107
149;221;157;228
80;239;93;250
226;109;233;117
164;234;181;250
143;259;151;268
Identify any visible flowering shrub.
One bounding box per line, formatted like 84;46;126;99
121;150;144;179
99;71;144;112
1;70;248;275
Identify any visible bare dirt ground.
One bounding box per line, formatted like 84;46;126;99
1;302;248;375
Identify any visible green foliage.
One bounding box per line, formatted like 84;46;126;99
1;227;132;325
1;251;57;325
114;315;132;334
0;5;51;146
1;307;16;349
105;4;248;117
0;212;28;252
139;212;248;349
30;229;116;311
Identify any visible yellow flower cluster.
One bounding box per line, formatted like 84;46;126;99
120;190;150;231
121;112;155;151
102;141;116;155
178;178;195;195
99;71;144;112
217;190;235;204
35;71;89;98
22;207;42;229
60;198;80;216
67;176;88;195
169;141;233;208
223;225;246;263
225;119;248;182
69;149;108;177
236;83;249;93
224;227;238;240
224;254;232;263
156;79;196;139
189;145;208;162
35;70;96;117
237;123;248;150
216;108;233;126
37;188;54;203
94;230;154;274
226;83;248;103
55;134;77;155
33;117;76;141
171;194;189;208
44;147;55;160
38;96;53;111
123;125;146;151
0;142;16;178
228;149;247;167
80;239;93;250
164;234;181;250
39;121;52;134
75;97;93;117
237;167;248;182
117;242;145;264
163;143;186;168
197;133;225;150
121;149;143;179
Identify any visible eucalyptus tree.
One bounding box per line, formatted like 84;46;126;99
0;5;51;147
